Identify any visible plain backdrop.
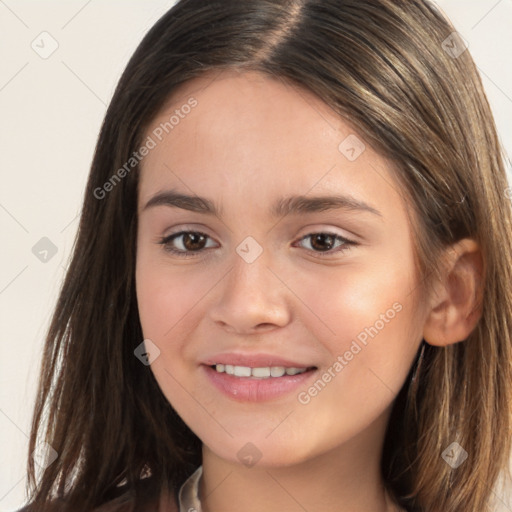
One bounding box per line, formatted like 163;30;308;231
1;1;511;511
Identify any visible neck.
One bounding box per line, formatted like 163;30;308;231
199;410;398;512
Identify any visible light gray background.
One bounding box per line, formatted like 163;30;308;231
1;1;511;511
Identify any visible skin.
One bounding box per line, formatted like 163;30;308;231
135;69;483;512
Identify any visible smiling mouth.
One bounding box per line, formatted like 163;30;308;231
209;364;317;379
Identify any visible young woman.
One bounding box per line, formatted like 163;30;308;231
20;1;512;511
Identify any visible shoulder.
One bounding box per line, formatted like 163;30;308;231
94;476;179;512
15;477;179;512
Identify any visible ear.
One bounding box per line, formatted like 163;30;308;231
423;238;484;347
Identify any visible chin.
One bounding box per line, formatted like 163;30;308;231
203;434;319;469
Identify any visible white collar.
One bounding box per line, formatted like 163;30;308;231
178;465;203;512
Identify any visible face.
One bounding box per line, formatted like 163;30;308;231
135;69;427;467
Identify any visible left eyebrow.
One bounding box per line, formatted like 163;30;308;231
142;189;383;219
271;194;382;218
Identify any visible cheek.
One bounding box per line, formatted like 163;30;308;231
135;251;222;365
287;274;420;455
135;256;210;413
296;256;416;342
293;248;421;398
137;269;201;344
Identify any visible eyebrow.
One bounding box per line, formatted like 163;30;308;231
142;189;382;218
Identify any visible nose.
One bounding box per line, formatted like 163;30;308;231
207;249;292;334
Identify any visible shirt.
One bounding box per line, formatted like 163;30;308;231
177;465;410;512
17;465;410;511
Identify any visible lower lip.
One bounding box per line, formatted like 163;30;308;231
201;364;318;402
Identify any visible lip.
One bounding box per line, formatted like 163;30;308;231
201;352;314;368
201;362;318;403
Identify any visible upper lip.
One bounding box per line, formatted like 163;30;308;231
202;353;316;369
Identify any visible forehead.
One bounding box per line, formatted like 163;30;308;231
143;69;349;161
138;69;405;222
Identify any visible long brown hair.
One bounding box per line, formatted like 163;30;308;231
25;1;512;511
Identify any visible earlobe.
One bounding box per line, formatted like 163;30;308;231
423;238;484;347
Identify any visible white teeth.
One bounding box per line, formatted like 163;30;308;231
270;366;286;377
214;364;310;378
285;367;303;375
233;365;252;377
252;367;271;378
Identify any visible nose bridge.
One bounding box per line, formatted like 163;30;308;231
209;237;290;331
228;238;279;301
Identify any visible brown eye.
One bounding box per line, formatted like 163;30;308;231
309;233;336;251
158;231;217;256
180;232;207;251
294;232;356;256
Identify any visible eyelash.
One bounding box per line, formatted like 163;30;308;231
157;230;357;258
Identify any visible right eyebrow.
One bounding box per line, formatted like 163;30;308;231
142;190;219;215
